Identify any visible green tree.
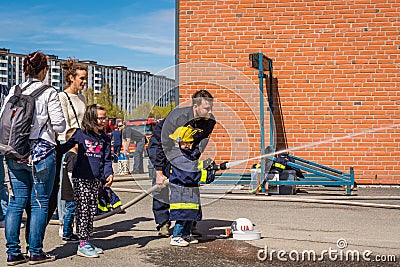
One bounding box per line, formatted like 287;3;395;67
128;102;154;119
96;83;113;109
96;83;125;118
126;101;175;120
82;87;95;106
152;102;175;119
84;84;173;120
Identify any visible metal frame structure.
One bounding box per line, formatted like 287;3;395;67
269;154;355;195
212;53;355;195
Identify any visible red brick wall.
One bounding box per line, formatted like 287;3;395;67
178;0;400;184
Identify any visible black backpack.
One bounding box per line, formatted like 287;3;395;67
0;81;50;160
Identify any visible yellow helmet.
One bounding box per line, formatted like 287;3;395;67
169;126;197;143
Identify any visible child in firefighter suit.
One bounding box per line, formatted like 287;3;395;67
167;126;215;247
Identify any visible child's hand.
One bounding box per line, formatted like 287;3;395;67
105;174;114;187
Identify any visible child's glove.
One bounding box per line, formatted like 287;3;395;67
203;158;217;171
198;158;216;184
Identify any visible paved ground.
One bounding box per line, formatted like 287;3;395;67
0;158;399;266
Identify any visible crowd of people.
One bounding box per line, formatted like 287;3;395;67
0;51;217;265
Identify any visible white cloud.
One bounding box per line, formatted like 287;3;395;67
48;8;175;56
0;3;175;75
0;5;174;53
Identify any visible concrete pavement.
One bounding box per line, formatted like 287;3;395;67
0;159;399;266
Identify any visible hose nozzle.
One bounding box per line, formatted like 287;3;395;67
206;161;230;171
219;161;230;170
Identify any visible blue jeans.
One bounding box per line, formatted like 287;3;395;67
63;200;75;237
172;220;193;237
5;152;56;256
0;155;8;221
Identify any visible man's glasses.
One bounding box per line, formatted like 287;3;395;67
97;117;107;121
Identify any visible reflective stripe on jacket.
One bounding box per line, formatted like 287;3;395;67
168;147;203;221
169;184;202;221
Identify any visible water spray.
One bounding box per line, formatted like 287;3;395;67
211;122;400;170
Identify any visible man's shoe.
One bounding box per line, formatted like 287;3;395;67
28;252;55;265
183;235;199;244
77;242;99;258
7;254;28;266
157;222;171;237
62;233;80;243
170;237;189;247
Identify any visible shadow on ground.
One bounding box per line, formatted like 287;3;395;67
49;217;156;260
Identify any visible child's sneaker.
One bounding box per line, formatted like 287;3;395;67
170;237;189;247
89;243;104;254
62;233;79;243
77;242;99;258
183;235;199;244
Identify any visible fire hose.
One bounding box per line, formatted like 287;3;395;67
94;179;170;220
49;159;400;225
95;160;229;220
48;179;170;224
49;161;229;224
109;187;400;210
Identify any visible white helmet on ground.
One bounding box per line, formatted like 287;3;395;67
231;218;254;232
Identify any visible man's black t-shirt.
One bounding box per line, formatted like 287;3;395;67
124;127;145;142
61;151;77;201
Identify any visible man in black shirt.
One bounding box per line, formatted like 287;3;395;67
147;89;216;237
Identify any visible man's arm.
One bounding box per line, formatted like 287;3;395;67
123;137;130;155
192;116;216;158
122;127;131;155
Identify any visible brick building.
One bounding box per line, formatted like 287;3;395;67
176;0;400;184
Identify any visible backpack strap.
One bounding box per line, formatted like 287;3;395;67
13;85;22;97
30;84;51;98
28;84;51;134
63;92;81;128
14;80;39;97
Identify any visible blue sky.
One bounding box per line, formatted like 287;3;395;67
0;0;175;77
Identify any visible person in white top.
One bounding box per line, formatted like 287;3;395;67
58;59;87;141
52;59;88;235
2;51;65;265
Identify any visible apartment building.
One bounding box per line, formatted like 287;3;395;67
0;48;175;114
